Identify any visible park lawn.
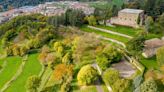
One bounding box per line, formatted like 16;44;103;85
95;25;141;37
0;56;22;89
6;53;42;92
80;26;129;43
140;56;158;70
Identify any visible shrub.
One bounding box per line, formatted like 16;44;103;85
112;79;133;92
157;46;164;67
140;78;158;92
77;64;98;85
102;68;120;85
25;75;41;92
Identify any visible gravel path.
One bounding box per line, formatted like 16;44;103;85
88;26;133;39
92;63;113;92
99;36;126;47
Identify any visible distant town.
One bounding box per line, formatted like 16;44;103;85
0;1;95;24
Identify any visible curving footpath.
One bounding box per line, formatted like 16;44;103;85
99;36;126;48
0;61;7;74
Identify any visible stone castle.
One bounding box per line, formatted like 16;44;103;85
110;8;145;28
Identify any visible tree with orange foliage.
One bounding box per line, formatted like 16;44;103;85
53;64;73;81
38;46;50;65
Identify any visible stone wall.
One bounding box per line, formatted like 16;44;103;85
111;11;144;28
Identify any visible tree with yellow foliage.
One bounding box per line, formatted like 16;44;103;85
77;64;98;85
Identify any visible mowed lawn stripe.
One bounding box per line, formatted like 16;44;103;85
0;56;22;89
80;26;129;43
95;25;141;37
6;53;42;92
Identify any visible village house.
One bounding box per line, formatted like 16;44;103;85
18;6;40;15
110;8;145;28
0;15;9;24
142;37;164;58
69;3;95;15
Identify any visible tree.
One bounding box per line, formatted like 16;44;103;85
102;4;114;25
54;42;64;57
12;45;20;56
158;13;164;33
103;45;122;63
53;64;73;81
103;68;120;85
96;53;110;71
144;0;164;18
38;52;48;65
25;75;41;92
20;46;28;56
112;79;132;92
96;45;122;70
52;64;73;92
140;78;158;92
45;53;54;62
86;15;97;26
145;16;154;32
157;46;164;67
65;9;85;26
77;64;98;85
126;32;146;57
60;76;72;92
62;52;72;64
159;13;164;26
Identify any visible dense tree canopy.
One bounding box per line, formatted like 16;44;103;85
77;64;98;85
157;46;164;67
140;78;158;92
25;75;41;92
96;45;122;70
103;68;120;85
112;79;132;92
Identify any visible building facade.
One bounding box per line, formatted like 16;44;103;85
110;8;144;28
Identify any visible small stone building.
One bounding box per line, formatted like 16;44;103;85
110;8;144;28
142;38;164;58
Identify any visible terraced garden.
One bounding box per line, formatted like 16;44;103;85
5;54;42;92
80;26;130;43
0;56;22;89
95;25;141;37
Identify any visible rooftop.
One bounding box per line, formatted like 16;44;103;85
144;38;164;48
119;8;144;14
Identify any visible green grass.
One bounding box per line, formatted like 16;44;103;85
6;53;42;92
140;56;158;70
80;26;129;43
0;56;22;89
95;25;142;37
